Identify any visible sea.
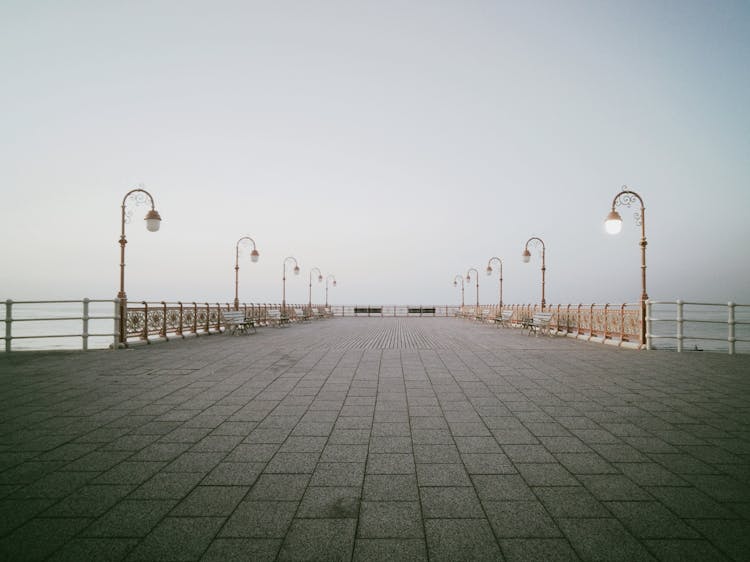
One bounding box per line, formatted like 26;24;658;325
2;300;749;354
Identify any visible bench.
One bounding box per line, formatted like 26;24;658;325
477;308;491;322
354;307;382;315
525;312;553;336
267;309;290;327
293;308;311;322
221;310;257;335
493;310;513;327
407;307;436;315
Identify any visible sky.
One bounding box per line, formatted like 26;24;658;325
2;0;749;307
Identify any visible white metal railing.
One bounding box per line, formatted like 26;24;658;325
2;299;119;352
646;300;750;355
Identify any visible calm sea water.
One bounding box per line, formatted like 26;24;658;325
2;301;748;354
2;301;118;351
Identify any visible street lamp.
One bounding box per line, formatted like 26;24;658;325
605;186;648;344
466;268;480;310
308;267;323;312
453;275;465;308
522;237;546;310
117;187;162;344
282;256;300;314
486;257;504;309
325;275;337;307
233;236;260;310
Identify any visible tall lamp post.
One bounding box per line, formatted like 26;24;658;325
282;256;300;315
486;257;504;309
325;275;337;307
604;186;648;344
522;237;546;310
233;236;259;310
308;267;323;312
466;268;480;311
117;187;162;345
453;275;465;308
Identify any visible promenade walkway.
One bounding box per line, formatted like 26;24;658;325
0;317;748;561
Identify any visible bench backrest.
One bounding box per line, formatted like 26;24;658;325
222;311;245;322
268;310;281;318
533;312;553;323
501;310;513;319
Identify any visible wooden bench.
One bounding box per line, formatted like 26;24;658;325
221;310;257;335
525;312;553;336
267;309;290;327
493;310;513;327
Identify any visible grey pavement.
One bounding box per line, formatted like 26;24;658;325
0;317;748;561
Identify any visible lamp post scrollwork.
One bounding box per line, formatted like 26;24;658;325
522;237;546;310
486;257;504;309
117;187;163;345
308;267;323;312
233;236;259;310
466;268;480;311
282;256;300;315
325;275;337;307
453;275;465;308
604;186;648;344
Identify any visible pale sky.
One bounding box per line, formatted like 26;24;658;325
2;0;749;307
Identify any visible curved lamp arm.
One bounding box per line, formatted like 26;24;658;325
522;237;546;309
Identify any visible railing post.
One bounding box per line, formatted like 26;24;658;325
603;303;609;342
161;301;168;339
82;298;90;351
178;302;184;336
5;299;13;353
728;301;736;355
113;299;120;349
676;300;683;352
646;300;652;350
192;302;198;333
143;301;149;341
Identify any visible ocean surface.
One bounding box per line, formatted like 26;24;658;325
2;301;118;351
2;301;748;354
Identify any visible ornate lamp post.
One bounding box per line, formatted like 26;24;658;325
522;237;546;310
466;268;480;310
453;275;465;308
605;186;648;344
233;236;259;310
117;187;162;344
308;267;323;312
282;256;300;314
486;257;504;309
325;275;337;307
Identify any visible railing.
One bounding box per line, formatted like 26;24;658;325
452;303;643;347
2;299;119;352
647;300;750;355
123;301;323;342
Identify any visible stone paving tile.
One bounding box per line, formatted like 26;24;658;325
358;501;423;538
220;500;298;538
352;538;428;561
126;516;225;561
424;518;502;561
1;317;749;560
201;538;280;561
279;519;356;561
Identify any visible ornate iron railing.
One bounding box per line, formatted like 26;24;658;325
124;301;322;341
452;303;643;346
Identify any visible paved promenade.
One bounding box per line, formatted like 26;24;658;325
1;317;748;561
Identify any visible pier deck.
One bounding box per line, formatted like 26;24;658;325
1;318;748;561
